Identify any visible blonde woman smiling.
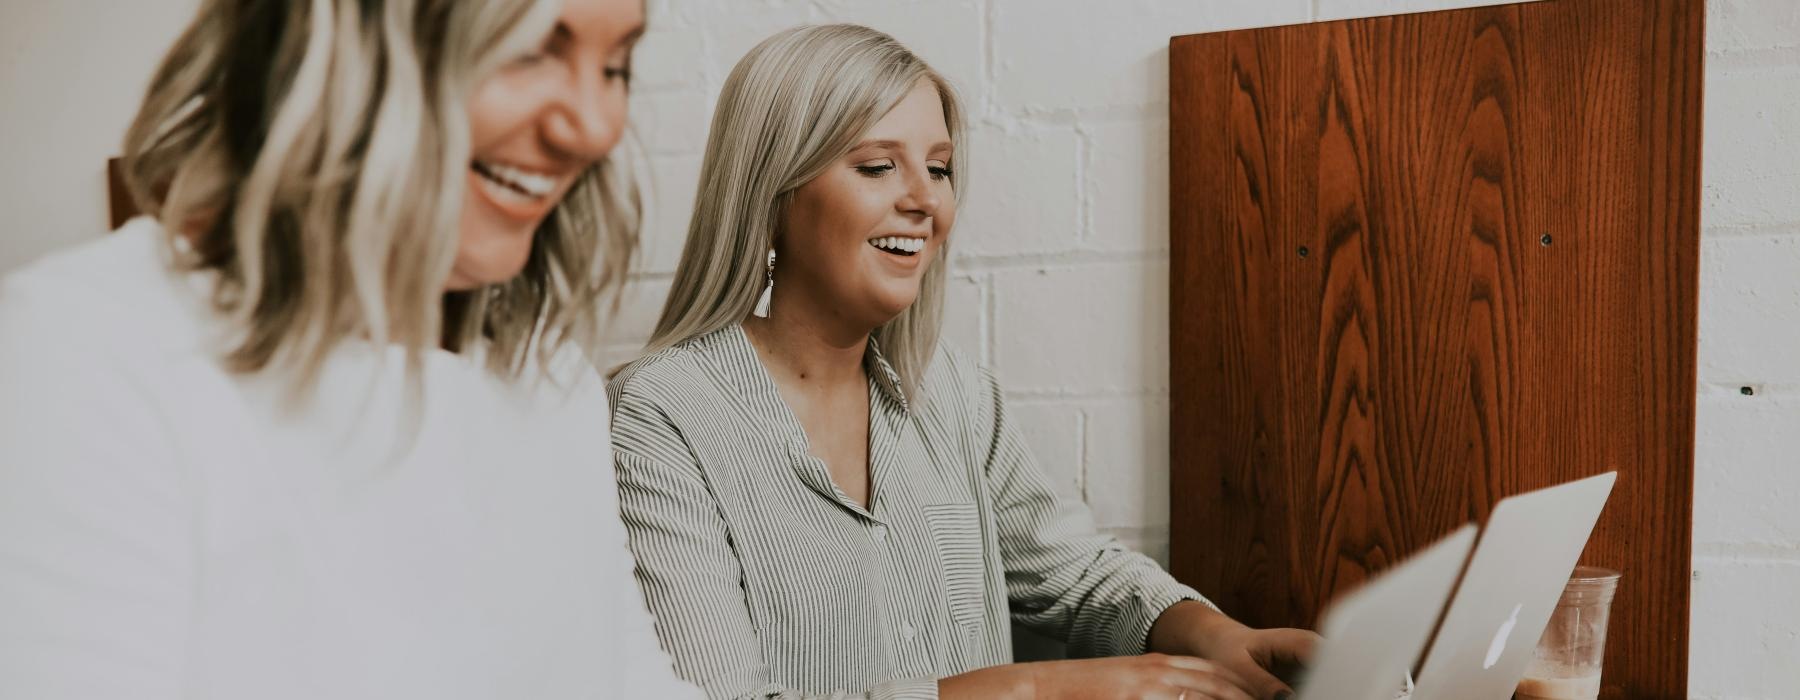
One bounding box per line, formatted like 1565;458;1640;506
609;24;1316;700
0;0;698;698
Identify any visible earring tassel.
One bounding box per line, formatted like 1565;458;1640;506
752;281;772;318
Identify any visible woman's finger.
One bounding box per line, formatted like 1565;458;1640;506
1236;662;1293;700
1252;628;1322;694
1164;668;1257;700
1257;628;1323;667
1158;654;1251;690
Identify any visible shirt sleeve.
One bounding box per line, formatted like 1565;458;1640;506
574;395;708;700
609;384;939;700
0;274;195;699
971;366;1217;658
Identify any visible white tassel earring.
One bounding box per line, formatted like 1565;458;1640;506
752;248;775;318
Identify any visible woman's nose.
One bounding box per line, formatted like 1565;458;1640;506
544;70;625;162
898;169;941;218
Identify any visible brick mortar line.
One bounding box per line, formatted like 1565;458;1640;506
1694;546;1800;563
981;272;998;366
1697;385;1800;402
1006;389;1171;401
952;250;1170;270
1074;124;1093;245
995;103;1168;126
1700;225;1800;239
1076;408;1091;502
982;0;998;121
1705;44;1800;69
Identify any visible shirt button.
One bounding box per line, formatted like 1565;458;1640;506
872;525;889;543
899;623;917;641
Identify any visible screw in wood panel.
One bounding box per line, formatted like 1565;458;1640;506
1298;246;1310;258
1540;233;1553;246
1740;386;1756;396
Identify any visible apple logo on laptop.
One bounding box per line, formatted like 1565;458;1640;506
1484;603;1523;670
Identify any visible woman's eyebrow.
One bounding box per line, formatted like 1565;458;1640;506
556;20;647;48
852;139;904;152
851;139;955;156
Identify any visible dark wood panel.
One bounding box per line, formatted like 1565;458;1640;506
1168;1;1702;697
107;157;138;229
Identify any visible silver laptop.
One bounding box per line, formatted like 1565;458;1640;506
1295;525;1478;700
1410;472;1618;700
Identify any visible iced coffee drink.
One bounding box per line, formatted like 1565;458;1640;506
1516;567;1620;700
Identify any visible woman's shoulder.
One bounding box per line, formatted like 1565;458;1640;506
917;337;995;416
10;217;173;286
605;329;732;413
1;219;206;363
0;221;197;466
605;330;753;461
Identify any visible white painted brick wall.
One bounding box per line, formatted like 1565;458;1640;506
992;262;1169;394
1693;0;1800;696
955;124;1081;256
1;0;1794;696
1005;400;1083;500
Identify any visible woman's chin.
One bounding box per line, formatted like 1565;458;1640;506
444;218;540;289
446;246;532;290
865;291;922;326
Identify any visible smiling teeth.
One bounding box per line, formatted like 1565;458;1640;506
871;236;926;254
474;160;556;198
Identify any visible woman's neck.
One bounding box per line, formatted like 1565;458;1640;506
742;307;871;390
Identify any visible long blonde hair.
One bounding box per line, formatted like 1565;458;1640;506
120;0;640;395
644;24;965;403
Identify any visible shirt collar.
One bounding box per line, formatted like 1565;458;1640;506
699;322;904;521
862;334;910;414
708;322;910;414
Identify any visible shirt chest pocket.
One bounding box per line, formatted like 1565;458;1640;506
921;502;988;630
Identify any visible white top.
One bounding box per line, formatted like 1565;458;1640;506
0;219;700;700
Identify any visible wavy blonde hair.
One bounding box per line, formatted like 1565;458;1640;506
120;0;640;396
644;24;965;404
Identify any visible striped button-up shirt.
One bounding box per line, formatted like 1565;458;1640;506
608;324;1210;700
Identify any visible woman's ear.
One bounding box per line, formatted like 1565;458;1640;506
770;191;795;236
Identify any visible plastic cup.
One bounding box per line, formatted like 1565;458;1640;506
1516;566;1621;700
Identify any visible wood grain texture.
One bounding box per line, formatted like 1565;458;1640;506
107;157;137;230
1167;1;1702;697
